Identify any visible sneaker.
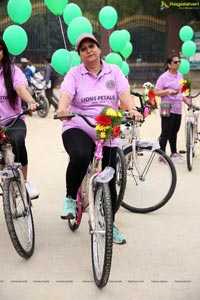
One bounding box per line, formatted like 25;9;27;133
170;153;184;163
113;223;126;244
25;181;39;200
61;197;77;220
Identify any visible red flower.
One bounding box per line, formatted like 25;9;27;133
95;114;112;125
148;90;157;107
180;85;188;93
112;125;120;138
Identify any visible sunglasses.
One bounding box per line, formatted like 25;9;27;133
172;60;180;64
0;46;3;51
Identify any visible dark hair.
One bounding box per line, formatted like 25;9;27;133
165;53;180;71
43;56;51;63
0;37;17;108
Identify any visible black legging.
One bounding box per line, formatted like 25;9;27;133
159;113;182;154
6;119;28;166
62;128;117;221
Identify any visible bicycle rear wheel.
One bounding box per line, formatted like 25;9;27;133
3;177;35;258
91;182;113;288
186;122;194;171
122;146;177;213
115;147;127;212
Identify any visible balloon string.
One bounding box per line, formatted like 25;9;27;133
12;56;16;63
58;16;67;50
108;30;111;53
58;16;73;69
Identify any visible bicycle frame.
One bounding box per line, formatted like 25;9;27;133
120;119;160;178
77;139;115;232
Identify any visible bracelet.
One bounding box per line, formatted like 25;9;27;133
27;100;36;105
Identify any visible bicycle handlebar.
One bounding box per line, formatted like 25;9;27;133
54;113;96;128
190;92;200;99
187;105;200;111
0;104;44;130
54;111;143;126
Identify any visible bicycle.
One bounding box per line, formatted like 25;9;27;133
54;113;115;288
183;92;200;171
0;106;42;258
116;92;177;213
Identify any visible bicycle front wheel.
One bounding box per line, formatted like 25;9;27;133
122;146;177;213
115;147;127;212
186;122;194;171
3;177;35;258
91;182;113;288
68;190;83;231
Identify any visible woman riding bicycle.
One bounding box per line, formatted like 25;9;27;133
56;33;143;244
0;37;39;199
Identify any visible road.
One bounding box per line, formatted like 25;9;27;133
0;91;200;300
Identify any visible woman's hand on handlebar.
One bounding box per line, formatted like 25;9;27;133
56;108;72;121
27;100;39;116
128;109;143;122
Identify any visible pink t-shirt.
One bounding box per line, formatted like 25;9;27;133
0;64;27;125
60;60;130;145
155;70;184;115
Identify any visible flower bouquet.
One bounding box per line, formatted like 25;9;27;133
178;77;191;96
0;128;9;145
95;106;123;143
142;82;158;118
94;107;123;163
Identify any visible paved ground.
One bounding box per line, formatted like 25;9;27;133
0;90;200;300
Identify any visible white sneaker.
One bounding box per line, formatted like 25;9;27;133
25;181;39;200
170;153;184;163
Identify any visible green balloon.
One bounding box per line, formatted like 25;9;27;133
109;30;128;53
63;3;82;26
121;29;131;42
70;51;81;67
3;25;28;55
178;58;190;75
44;0;68;16
179;25;194;42
98;6;118;30
51;49;72;75
182;40;196;57
105;52;123;68
67;16;93;46
120;41;133;58
7;0;32;24
121;61;130;76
